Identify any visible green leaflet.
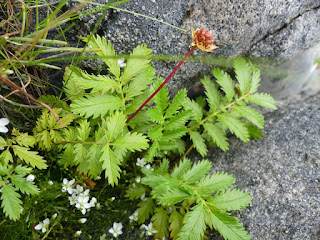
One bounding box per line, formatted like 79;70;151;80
78;144;102;178
196;172;236;197
189;131;207;157
177;204;206;240
212;68;235;102
105;111;126;141
70;94;123;118
85;35;120;78
182;160;212;185
201;75;220;111
113;132;149;152
169;210;184;240
100;145;121;186
153;77;170;114
249;63;261;93
246;93;277;110
0;149;13;166
120;43;152;84
218;113;249;143
163;110;192;131
76;120;91;141
183;98;203;122
158;188;191;206
165;89;187;119
208;189;252;211
151;207;169;238
125;184;146;200
10;174;40;195
234;58;251;95
137;198;155;224
171;158;191;179
206;208;251;240
233;105;264;129
65;65;118;93
12;145;47;169
203;123;229;152
1;184;23;221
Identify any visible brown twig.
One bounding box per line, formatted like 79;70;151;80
0;73;64;127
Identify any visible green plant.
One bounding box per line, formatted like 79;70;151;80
0;18;276;239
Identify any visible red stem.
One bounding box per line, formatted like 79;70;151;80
126;46;196;123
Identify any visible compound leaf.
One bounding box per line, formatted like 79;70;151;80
1;184;23;221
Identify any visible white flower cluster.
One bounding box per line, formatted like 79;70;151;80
34;213;57;233
61;178;98;215
136;158;154;171
0;118;9;133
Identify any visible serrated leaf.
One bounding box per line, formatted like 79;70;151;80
14;133;35;147
201;75;220;111
71;94;123;118
165;89;187;119
164;110;192;131
158;158;170;174
148;125;163;140
65;65;118;93
120;43;152;84
196;172;236;197
57;113;74;128
233;105;264;129
169;210;184;240
161;128;188;142
218;113;249;143
106;111;126;141
249;63;260;93
12;146;47;169
113;132;149;152
151;207;169;238
85;35;120;78
171;158;191;179
77;120;91;141
78;144;102;178
182;160;212;185
203;123;229;151
189;131;207;157
141;173;169;188
206;208;251;240
125;184;146;200
148;107;164;123
125;65;155;100
11;174;40;195
177;204;206;240
100;145;121;186
234;58;251;94
1;184;23;221
246;93;277;110
212;68;235;102
137;198;155;224
245;123;263;139
73;143;87;165
158;188;191;206
208;189;252;211
0;165;10;175
14;165;32;176
153;78;169;114
0;149;13;166
183;98;203;122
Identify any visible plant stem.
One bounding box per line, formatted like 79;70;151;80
126;45;196;123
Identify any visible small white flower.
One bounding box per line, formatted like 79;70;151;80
164;150;168;155
52;213;58;219
61;178;75;194
109;222;123;238
3;69;14;75
0;147;4;150
34;218;50;233
140;193;147;201
129;211;138;221
79;218;87;224
136;158;146;167
74;230;82;237
142;222;158;236
26;175;35;182
48;180;53;185
145;164;154;171
90;197;97;207
75;196;91;215
136;176;141;183
111;197;115;201
96;175;101;180
117;58;126;68
74;184;84;195
69;193;78;205
96;202;101;209
0;118;9;133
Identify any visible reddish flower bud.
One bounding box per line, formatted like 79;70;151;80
191;27;218;52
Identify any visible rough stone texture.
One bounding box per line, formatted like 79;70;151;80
73;0;320;97
197;92;320;240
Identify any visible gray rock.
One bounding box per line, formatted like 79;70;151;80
199;92;320;240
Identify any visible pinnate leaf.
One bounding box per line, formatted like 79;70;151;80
182;160;211;185
11;174;40;195
212;68;235;102
183;98;203;122
137;198;155;224
234;58;251;94
100;145;121;186
169;210;184;240
12;145;47;169
165;89;187;119
201;75;220;111
158;188;191;206
204;123;229;152
151;207;169;238
218;113;249;143
189;131;207;157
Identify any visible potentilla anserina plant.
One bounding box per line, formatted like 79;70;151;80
126;27;217;123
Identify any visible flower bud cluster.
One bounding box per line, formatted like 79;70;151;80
191;27;218;52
